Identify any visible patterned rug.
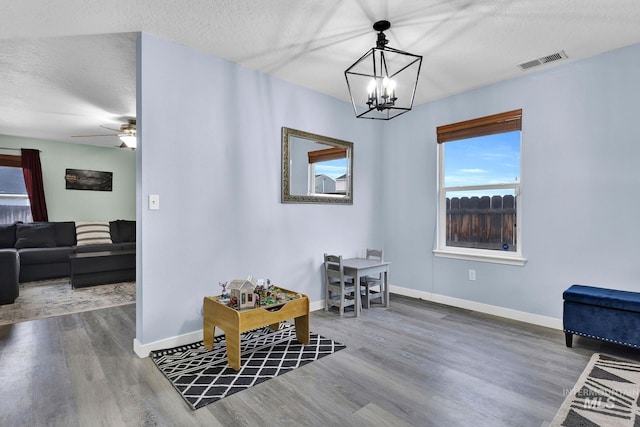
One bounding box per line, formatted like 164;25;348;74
150;325;346;410
550;353;640;426
0;278;135;325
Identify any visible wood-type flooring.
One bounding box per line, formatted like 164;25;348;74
2;294;639;426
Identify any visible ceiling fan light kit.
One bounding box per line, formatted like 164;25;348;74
345;20;423;120
119;135;137;149
118;119;138;150
118;119;137;148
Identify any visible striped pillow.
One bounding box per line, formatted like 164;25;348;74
75;221;113;246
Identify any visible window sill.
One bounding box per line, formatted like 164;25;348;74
433;249;527;266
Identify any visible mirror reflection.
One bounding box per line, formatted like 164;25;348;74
282;127;353;204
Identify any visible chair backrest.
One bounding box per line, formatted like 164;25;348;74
324;253;344;284
366;248;383;262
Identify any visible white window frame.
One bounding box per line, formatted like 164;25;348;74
433;111;526;266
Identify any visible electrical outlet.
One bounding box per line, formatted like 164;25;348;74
468;269;476;281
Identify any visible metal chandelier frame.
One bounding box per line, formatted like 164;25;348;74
345;20;423;120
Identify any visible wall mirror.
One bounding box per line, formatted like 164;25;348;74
282;127;353;204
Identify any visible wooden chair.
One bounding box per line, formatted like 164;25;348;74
324;254;356;316
361;248;384;309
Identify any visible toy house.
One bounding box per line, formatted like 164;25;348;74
228;279;255;310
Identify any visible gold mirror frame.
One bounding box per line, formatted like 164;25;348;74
281;127;353;204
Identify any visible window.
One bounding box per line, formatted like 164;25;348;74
0;154;32;224
435;110;525;265
308;147;349;196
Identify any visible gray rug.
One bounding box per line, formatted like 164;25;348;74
0;278;135;325
550;353;640;426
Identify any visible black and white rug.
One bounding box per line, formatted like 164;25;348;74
550;353;640;426
150;325;346;410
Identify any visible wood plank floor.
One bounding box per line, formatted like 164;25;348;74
2;294;640;426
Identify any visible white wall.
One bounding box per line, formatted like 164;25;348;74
383;43;640;320
136;33;384;345
0;134;135;221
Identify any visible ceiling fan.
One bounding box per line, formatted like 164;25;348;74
72;119;137;148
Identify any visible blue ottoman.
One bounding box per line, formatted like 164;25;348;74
563;284;640;348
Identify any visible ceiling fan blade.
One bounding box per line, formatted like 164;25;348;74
71;133;118;138
99;125;122;132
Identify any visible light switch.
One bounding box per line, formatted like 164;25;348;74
149;194;160;210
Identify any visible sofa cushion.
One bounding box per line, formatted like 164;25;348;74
120;242;136;251
54;221;77;246
18;247;74;265
15;222;56;249
74;243;122;253
0;223;17;248
75;221;113;246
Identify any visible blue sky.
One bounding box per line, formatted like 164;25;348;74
314;131;520;184
315;158;348;179
444;131;520;188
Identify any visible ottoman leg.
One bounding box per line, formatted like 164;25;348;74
565;332;573;347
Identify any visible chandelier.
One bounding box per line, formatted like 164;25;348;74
345;20;422;120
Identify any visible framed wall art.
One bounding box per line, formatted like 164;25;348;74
65;168;113;191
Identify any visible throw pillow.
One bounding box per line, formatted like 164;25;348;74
117;220;136;242
14;223;57;248
75;221;113;246
0;223;17;248
109;221;120;243
54;221;77;246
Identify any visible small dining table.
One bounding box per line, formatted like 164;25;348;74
341;257;391;317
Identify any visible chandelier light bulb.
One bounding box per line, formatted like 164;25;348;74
367;79;377;98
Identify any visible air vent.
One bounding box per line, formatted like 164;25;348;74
518;50;567;71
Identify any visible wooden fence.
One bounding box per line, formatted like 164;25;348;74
446;195;516;251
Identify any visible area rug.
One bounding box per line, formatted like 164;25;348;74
550;353;640;426
0;278;135;325
150;325;346;410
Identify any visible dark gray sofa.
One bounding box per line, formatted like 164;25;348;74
0;220;135;304
0;249;19;305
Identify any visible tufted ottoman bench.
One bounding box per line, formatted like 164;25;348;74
563;284;640;348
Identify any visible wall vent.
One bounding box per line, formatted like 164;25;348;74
518;50;567;71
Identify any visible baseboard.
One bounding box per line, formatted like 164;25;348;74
309;299;324;312
134;291;558;358
389;285;563;331
133;299;327;358
133;329;208;358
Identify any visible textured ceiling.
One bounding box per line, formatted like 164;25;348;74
1;0;640;147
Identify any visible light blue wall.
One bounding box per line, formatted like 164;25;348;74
136;33;383;344
383;43;640;319
0;134;135;221
136;32;640;345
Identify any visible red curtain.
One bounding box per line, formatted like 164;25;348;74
21;149;48;222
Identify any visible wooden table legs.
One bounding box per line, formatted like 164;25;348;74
203;294;310;371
